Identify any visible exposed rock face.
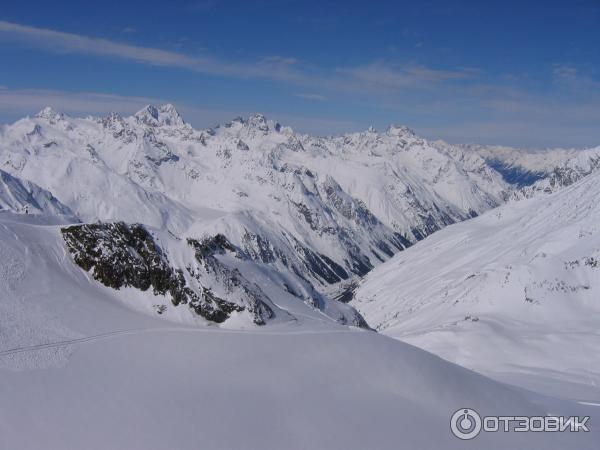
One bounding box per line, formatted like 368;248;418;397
61;222;271;324
60;221;371;327
62;222;183;293
187;235;274;325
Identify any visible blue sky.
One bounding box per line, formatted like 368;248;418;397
0;0;599;147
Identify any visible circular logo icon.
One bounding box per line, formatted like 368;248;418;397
450;408;482;440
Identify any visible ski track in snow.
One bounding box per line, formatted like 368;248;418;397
0;325;361;358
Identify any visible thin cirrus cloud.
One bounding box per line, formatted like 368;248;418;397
0;20;477;93
553;65;600;92
0;20;304;83
341;60;479;90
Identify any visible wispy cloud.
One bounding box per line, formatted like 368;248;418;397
339;60;479;90
294;93;328;101
0;20;482;95
0;21;198;67
0;20;303;83
553;65;600;92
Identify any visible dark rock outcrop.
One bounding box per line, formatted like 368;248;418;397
61;222;248;323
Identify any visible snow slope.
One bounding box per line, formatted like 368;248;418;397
353;168;600;398
0;212;596;450
0;169;75;218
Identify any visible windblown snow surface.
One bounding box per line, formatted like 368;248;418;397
354;167;600;402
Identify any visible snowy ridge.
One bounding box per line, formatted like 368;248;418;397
0;169;74;217
353;168;600;397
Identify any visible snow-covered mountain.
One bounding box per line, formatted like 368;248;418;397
353;167;600;398
0;104;511;326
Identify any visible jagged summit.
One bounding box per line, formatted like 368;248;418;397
101;111;125;127
246;113;275;134
386;123;416;137
35;106;66;122
221;112;283;135
134;103;186;127
105;111;123;120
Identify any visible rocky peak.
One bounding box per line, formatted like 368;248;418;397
246;113;270;134
101;112;137;143
226;116;245;127
386;124;416;137
134;104;185;128
102;112;124;126
134;105;159;126
35;107;66;122
158;103;185;127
